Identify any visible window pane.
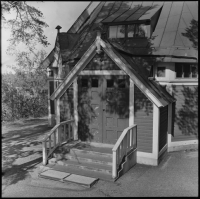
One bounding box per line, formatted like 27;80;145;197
118;79;126;88
191;65;198;78
81;79;88;87
109;26;117;38
134;24;139;37
157;67;166;77
183;64;190;77
92;79;98;87
138;24;147;37
107;79;114;88
117;25;125;38
127;25;135;38
175;64;183;78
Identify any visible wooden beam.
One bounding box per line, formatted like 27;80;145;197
129;79;134;126
80;70;126;75
73;78;78;140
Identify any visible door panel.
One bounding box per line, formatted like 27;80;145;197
103;76;129;144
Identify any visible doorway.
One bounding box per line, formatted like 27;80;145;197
78;75;129;144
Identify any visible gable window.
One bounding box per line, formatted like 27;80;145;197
175;63;198;78
157;67;166;77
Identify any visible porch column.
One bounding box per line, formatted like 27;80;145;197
129;79;134;126
152;104;160;159
73;78;78;140
55;97;60;143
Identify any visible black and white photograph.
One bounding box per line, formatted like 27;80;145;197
2;1;198;197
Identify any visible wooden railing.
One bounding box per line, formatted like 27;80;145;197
42;120;74;165
112;124;137;179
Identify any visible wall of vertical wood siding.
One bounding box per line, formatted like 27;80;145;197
159;106;168;151
171;85;198;141
134;85;153;153
60;84;74;122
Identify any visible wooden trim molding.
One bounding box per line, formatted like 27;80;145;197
129;79;134;126
80;70;126;75
152;104;160;158
73;78;78;140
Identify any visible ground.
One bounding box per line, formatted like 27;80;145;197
2;117;198;197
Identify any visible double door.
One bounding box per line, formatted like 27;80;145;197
78;75;129;144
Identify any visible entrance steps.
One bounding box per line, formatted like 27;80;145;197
39;141;115;183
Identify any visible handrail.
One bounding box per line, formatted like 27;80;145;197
42;120;74;142
42;119;74;165
112;124;137;179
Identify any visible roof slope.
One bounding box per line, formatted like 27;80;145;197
61;1;198;62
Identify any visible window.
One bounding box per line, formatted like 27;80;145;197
92;79;98;87
118;79;126;88
109;25;125;38
109;23;150;39
128;24;148;38
107;79;114;88
157;67;166;77
175;63;198;78
81;79;88;87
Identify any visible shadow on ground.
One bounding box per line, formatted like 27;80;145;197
2;117;52;188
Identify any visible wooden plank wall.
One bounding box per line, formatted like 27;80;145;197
134;85;153;153
159;106;168;151
172;85;198;141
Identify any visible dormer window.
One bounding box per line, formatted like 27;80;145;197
109;25;125;38
108;22;150;39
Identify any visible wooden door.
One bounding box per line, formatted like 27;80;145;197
78;75;129;144
78;76;103;142
102;76;129;144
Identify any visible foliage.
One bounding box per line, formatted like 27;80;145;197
2;50;48;122
1;1;50;54
182;19;198;50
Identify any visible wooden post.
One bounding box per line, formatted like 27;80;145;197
129;79;134;126
73;78;78;140
43;141;47;165
112;151;117;179
55;98;60;144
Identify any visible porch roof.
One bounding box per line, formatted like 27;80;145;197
50;37;175;107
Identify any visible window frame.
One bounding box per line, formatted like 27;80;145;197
175;63;198;79
156;66;166;78
107;21;151;39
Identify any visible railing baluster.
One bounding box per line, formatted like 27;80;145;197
64;124;66;142
54;131;56;147
68;123;71;139
130;128;133;148
49;135;51;150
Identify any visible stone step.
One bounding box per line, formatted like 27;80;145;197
49;157;112;175
53;152;112;166
41;164;114;182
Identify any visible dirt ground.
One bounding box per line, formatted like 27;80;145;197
2;117;198;197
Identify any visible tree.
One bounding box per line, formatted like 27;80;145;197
2;1;50;54
2;50;48;121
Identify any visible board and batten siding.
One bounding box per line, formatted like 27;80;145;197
172;85;198;141
134;85;153;153
159;106;168;151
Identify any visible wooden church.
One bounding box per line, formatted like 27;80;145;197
41;1;198;180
